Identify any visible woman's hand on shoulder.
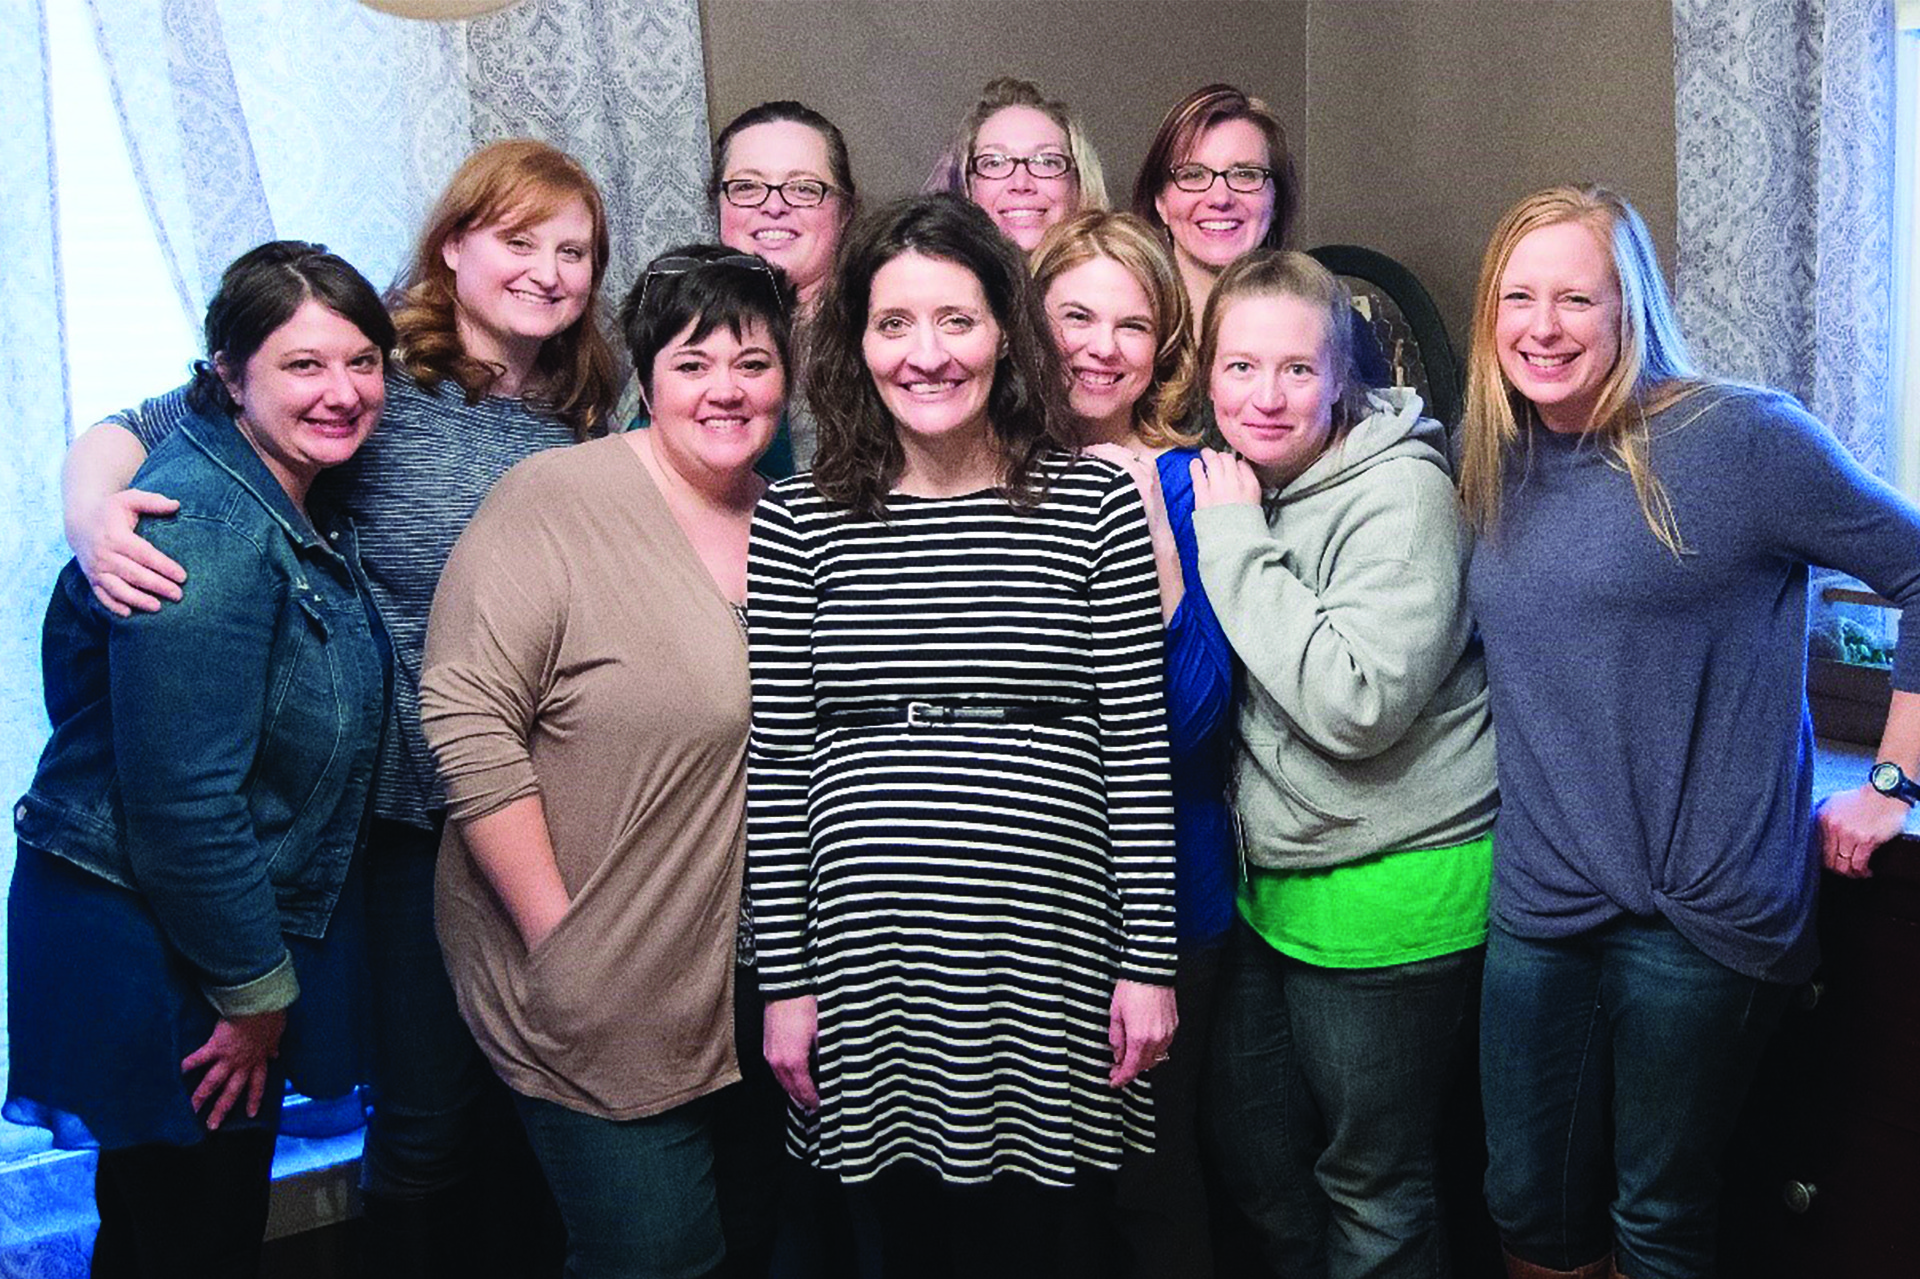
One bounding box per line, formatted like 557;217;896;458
1108;979;1177;1089
1817;785;1908;878
180;1008;287;1130
70;487;185;617
764;995;821;1112
1189;447;1261;509
1084;442;1170;528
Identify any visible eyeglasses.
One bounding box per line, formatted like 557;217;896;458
1168;163;1273;194
719;178;835;209
968;152;1074;182
637;253;786;320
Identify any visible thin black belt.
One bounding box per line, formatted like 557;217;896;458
820;700;1097;729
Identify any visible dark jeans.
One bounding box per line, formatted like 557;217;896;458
1210;920;1480;1279
90;1128;277;1279
361;819;562;1276
1480;916;1789;1279
845;1161;1086;1279
514;1091;726;1279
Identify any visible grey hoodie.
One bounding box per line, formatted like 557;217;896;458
1193;387;1497;871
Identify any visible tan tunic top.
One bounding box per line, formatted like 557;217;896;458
420;434;746;1119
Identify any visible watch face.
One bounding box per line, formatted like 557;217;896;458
1872;761;1903;794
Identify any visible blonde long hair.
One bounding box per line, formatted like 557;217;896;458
1458;184;1701;552
1029;210;1197;448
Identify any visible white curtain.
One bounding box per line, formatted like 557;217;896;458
1673;0;1896;476
88;0;714;316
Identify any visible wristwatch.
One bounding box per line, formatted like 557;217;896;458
1868;761;1920;805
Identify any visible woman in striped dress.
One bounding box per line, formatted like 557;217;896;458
746;193;1180;1279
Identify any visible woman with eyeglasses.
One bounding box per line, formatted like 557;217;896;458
926;77;1109;253
1133;85;1387;401
57;139;620;1276
713;101;858;475
422;248;795;1279
1131;84;1293;328
747;194;1177;1279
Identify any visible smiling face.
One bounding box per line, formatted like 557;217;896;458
442;198;594;376
862;251;1002;460
1154;117;1276;276
967;105;1078;251
1209;292;1339;488
717;120;848;306
645;315;785;482
1044;255;1156;443
1494;219;1623;433
220;298;386;504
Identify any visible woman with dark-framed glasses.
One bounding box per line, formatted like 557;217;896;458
926;77;1109;252
1131;84;1293;329
422;247;796;1279
712;100;858;475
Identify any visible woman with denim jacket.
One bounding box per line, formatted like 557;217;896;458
7;242;393;1279
57;140;618;1275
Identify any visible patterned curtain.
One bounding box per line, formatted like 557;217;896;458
1673;0;1896;476
87;0;713;314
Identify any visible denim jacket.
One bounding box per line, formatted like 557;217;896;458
15;405;389;1017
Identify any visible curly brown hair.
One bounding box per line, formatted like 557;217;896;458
387;140;617;439
807;194;1075;519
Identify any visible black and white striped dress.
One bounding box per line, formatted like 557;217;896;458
745;453;1179;1187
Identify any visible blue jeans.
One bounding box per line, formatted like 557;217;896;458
1480;917;1789;1279
1210;919;1480;1279
513;1091;725;1279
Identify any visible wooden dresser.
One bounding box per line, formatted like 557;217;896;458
1719;741;1920;1278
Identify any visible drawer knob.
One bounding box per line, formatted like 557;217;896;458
1794;980;1825;1012
1782;1180;1819;1214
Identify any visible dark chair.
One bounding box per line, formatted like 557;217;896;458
1309;244;1462;430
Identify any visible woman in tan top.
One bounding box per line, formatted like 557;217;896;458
420;247;794;1279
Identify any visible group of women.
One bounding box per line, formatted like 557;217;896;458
8;71;1920;1279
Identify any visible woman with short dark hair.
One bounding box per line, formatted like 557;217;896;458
8;241;393;1278
747;194;1179;1278
423;247;795;1279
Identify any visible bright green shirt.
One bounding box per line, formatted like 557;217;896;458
1238;832;1493;968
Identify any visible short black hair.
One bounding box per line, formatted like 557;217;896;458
187;241;394;417
618;244;798;401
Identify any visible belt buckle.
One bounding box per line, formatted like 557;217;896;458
906;701;941;727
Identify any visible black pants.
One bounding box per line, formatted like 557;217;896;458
91;1128;278;1279
845;1162;1091;1279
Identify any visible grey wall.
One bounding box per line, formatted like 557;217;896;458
699;1;1308;220
1297;1;1677;351
698;0;1677;347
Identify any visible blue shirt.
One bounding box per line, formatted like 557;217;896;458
1159;447;1237;945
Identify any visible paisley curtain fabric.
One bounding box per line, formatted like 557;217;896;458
1673;0;1896;476
86;0;713;311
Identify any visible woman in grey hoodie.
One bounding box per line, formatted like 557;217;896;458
1191;250;1497;1279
